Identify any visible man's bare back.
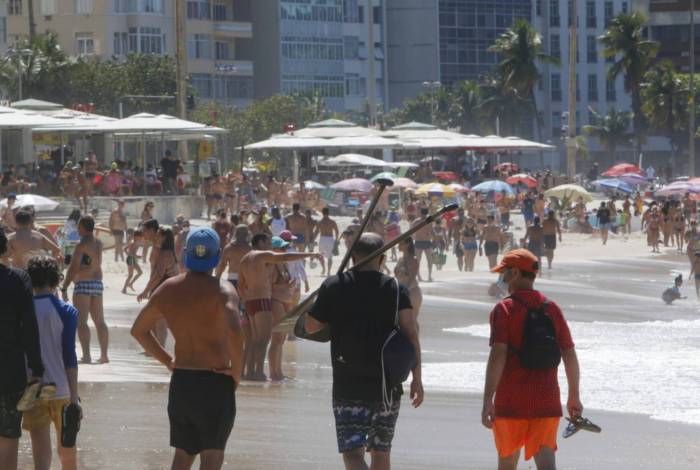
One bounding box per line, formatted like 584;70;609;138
317;218;338;237
542;219;560;236
286;213;306;235
8;229;60;269
482;225;503;242
217;243;252;279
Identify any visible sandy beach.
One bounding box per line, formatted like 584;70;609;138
17;213;700;469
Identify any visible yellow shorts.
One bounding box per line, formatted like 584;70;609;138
22;398;70;432
492;417;560;461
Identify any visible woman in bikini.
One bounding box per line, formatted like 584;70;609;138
122;229;143;294
268;239;295;381
394;237;422;319
137;227;179;346
461;218;479;272
140;201;155;260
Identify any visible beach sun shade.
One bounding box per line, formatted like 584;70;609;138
471;180;515;195
496;162;520;173
593;178;634;194
447;183;469;193
601;163;643;177
415;182;457;198
506;173;538;188
655;182;700;197
371;172;398;182
391;177;418;189
330;178;374;192
433;171;459;181
544;184;593;203
322;154;388;167
0;194;60;211
617;173;649;186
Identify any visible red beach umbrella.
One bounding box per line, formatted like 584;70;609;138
506;173;538;188
601;163;643;177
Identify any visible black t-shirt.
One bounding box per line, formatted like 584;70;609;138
597;208;612;224
309;271;412;402
523;198;534;213
0;265;44;394
161;157;179;179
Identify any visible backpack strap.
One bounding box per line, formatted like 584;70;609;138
503;295;550;354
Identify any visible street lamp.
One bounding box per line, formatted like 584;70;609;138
7;47;33;101
422;81;441;125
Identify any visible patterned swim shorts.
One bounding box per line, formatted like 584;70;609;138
332;398;401;453
0;391;23;439
74;280;104;297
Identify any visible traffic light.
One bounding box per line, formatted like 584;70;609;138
187;94;195;110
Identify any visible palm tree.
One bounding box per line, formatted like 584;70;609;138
599;12;659;157
454;79;482;134
641;60;689;155
478;73;530;136
488;18;559;140
583;108;633;165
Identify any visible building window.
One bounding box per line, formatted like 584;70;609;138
113;32;128;55
622;2;628;13
187;0;211;20
114;0;163;13
536;0;542;16
551;73;562;101
550;1;559;27
587;35;597;63
372;6;381;24
128;27;165;54
281;36;344;61
215;41;231;60
42;0;57;15
76;32;95;55
344;0;358;22
281;74;345;98
588;74;598;101
76;0;92;13
576;74;580;101
552;111;562;137
604;1;613;26
606;79;616;101
214;75;253;100
280;2;343;22
191;73;212;99
213;3;228;20
568;0;572;26
0;18;6;44
344;36;359;60
8;0;22;15
586;1;596;28
141;0;163;13
188;34;212;59
550;34;560;60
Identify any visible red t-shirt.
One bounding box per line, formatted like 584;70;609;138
489;289;574;418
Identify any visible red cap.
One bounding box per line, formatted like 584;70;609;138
491;249;539;274
279;230;297;242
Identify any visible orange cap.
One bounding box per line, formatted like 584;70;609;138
491;248;539;274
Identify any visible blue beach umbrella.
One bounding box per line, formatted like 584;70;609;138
471;180;515;195
592;178;634;194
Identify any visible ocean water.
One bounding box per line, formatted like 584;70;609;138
425;319;700;426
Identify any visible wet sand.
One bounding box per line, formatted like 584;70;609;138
17;215;700;469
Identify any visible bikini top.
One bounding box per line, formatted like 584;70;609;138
80;253;92;266
463;227;477;238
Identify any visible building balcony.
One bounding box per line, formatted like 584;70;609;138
214;60;253;75
213;21;252;37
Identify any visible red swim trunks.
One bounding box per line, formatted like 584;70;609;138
245;298;273;316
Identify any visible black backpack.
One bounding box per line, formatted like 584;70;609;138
509;296;561;370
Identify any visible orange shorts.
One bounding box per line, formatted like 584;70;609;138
492;417;560;461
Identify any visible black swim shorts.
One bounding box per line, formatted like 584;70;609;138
543;234;557;250
168;369;236;455
0;390;23;439
484;241;499;256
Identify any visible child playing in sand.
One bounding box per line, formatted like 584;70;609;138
662;274;686;305
122;229;143;294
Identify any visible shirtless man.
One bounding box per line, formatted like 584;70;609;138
479;215;505;270
285;203;307;251
248;208;271;237
5;210;61;269
534;193;546;221
411;207;434;282
450;208;466;271
1;192;17;231
109;199;127;262
314;207;339;276
304;208;317;252
61;216;108;364
542;211;563;269
131;227;243;470
238;234;321;380
524;216;545;266
215;224;253;376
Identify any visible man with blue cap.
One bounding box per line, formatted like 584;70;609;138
131;227;244;470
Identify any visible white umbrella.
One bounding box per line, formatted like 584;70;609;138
244;135;330;150
323;136;403;149
291;119;387;138
102;113;212;132
293;180;326;190
0;194;60;211
322;154;388;167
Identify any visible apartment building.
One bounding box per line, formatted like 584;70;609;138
5;0;254;106
252;0;388;113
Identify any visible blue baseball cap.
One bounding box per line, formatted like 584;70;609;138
271;236;289;249
185;227;221;272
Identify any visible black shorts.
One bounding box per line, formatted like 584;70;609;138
168;370;236;455
0;390;23;439
543;234;557;250
484;241;499;256
112;229;124;242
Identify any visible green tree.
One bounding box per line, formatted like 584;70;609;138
478;73;531;136
453;79;483;134
488;18;559;139
599;12;659;156
642;61;689;155
582;108;633;165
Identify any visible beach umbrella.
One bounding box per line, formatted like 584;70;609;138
592;178;634;194
496;162;520;173
330;178;373;192
447;183;469;193
506;173;538;188
617;173;648;186
655;182;700;197
544;184;593;203
371;171;398;182
293;180;326;190
391;177;418;189
0;194;60;211
433;171;459;181
322;153;387;167
415;182;457;197
601;163;643;177
471;180;515;195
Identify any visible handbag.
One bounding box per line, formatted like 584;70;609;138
380;278;417;410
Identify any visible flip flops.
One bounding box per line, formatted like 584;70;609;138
16;381;56;412
563;416;602;439
61;402;82;448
